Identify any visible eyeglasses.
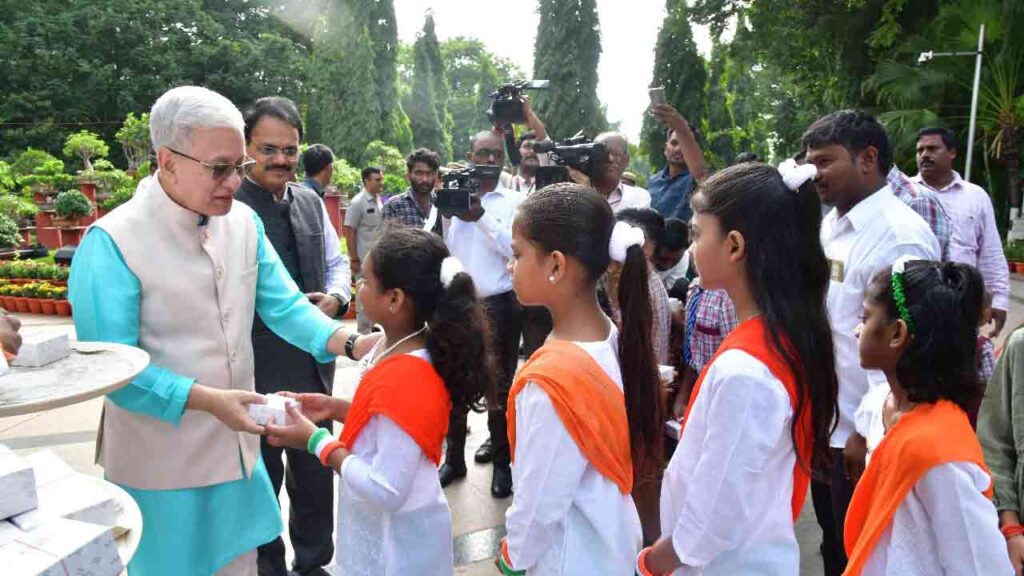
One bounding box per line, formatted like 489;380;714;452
472;147;504;160
168;148;254;181
255;144;300;159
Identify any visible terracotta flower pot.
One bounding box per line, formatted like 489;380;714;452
14;297;29;313
40;300;56;315
54;300;72;317
1016;262;1024;273
27;298;42;314
0;296;11;310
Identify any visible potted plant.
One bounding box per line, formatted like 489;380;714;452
9;284;28;313
38;284;57;315
20;158;72;205
53;190;93;227
52;286;70;316
0;283;14;311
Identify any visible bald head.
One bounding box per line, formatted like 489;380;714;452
596;132;629;155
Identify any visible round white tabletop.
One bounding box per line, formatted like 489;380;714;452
0;342;149;417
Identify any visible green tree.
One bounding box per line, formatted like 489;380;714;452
532;0;606;139
641;0;708;169
63;130;109;172
115;113;151;173
365;0;413;152
440;38;521;158
407;15;452;160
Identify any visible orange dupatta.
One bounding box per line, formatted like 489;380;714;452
842;400;993;575
507;340;633;494
680;317;813;520
339;354;451;465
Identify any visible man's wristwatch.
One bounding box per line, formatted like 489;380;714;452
329;293;349;318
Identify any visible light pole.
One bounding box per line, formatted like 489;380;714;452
918;23;984;182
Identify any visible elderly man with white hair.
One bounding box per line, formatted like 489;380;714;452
69;86;374;576
571;132;651;213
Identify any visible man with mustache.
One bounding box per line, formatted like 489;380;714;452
381;148;443;236
235;96;350;576
912;127;1009;337
509;98;549;196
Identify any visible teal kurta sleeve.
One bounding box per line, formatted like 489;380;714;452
69;228;194;425
252;213;342;363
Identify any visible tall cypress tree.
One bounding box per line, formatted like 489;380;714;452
306;4;381;164
407;24;447;159
641;0;708;169
417;15;453;160
366;0;413;152
532;0;606;139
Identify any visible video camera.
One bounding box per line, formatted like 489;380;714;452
487;80;550;125
436;164;503;217
533;132;608;189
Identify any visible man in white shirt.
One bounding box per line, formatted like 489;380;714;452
911;127;1009;336
593;132;651;213
134;160;156;195
803;110;939;576
439;130;523;499
509;98;551;196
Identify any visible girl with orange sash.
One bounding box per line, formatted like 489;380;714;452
844;259;1010;575
265;227;493;575
637;161;839;575
496;183;663;574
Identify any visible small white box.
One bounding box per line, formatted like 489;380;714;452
12;476;121;534
658;365;675;384
11;334;69;368
248;394;299;426
665;419;682;441
0;451;37;521
24;451;75;488
0;517;123;576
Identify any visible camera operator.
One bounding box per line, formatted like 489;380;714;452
439;130;523;499
509;98;551;196
571;132;651;213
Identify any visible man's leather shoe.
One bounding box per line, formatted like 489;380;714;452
439;461;467;487
474;438;494;464
491;464;513;498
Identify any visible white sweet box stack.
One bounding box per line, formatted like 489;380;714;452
0;445;124;575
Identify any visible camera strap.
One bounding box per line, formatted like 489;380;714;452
422;205;438;233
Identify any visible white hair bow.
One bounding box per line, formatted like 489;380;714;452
609;222;646;263
778;158;818;192
440;256;465;288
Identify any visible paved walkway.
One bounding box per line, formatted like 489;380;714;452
4;275;1023;575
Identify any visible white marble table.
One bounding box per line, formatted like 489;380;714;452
0;342;149;417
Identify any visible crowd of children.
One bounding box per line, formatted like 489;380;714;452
260;146;1018;575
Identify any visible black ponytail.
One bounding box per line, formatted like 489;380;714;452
617;244;665;475
369;225;492;413
693;162;839;477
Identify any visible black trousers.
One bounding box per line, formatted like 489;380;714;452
521;305;552;359
811;447;855;576
445;291;523;468
257;427;335;576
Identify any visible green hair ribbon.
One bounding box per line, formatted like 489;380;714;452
891;257;915;333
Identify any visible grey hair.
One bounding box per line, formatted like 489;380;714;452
149;86;244;152
596;131;629;154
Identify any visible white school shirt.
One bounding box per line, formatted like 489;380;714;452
660;349;799;575
860;398;1012;575
444;182;522;298
821;185;939;448
334;348;453;575
504;325;643;575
